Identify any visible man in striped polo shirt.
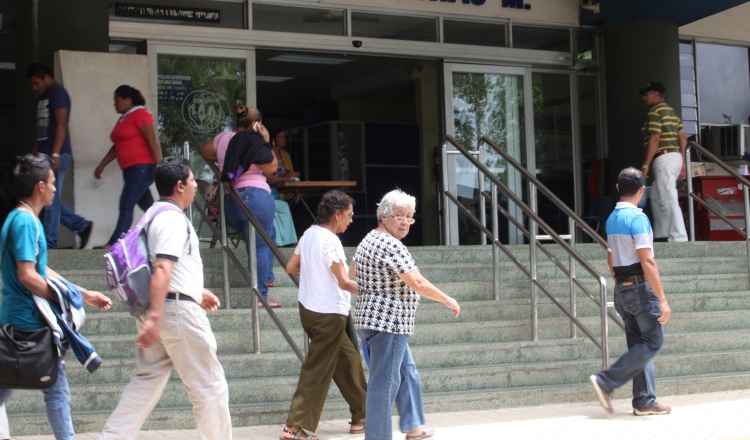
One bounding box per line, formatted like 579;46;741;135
590;167;672;416
640;81;688;242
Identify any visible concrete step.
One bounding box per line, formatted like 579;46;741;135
43;241;750;270
9;368;750;436
78;290;750;337
8;346;750;414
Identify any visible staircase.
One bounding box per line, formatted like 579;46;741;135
6;241;750;435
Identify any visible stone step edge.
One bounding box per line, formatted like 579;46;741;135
10;369;750;421
58;347;750;391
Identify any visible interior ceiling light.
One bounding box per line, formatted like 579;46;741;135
256;75;294;83
268;54;353;65
0;62;15;70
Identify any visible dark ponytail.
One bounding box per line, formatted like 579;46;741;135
115;85;146;106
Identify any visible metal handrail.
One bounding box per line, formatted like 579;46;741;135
442;135;616;369
183;132;305;362
685;141;750;286
478;190;624;332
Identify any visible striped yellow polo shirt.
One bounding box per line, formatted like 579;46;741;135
642;102;683;151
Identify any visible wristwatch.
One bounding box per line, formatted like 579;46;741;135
52;153;61;158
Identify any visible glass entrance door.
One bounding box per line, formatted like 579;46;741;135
443;64;580;245
443;64;531;245
150;45;253;229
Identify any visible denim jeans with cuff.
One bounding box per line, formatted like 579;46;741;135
224;186;275;299
0;359;74;440
357;329;425;440
43;153;90;249
595;279;664;410
107;164;155;246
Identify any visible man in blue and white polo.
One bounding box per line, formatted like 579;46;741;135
589;167;672;416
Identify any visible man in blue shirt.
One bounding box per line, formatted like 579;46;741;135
26;63;93;250
0;154;111;439
589;167;672;416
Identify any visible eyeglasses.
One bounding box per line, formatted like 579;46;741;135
339;210;354;219
391;215;415;225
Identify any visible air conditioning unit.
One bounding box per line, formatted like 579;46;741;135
700;124;750;160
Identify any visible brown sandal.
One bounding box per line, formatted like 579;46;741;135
280;427;319;440
349;420;365;434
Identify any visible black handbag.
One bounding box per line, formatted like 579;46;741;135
0;324;59;389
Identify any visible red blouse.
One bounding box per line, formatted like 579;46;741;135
110;107;156;169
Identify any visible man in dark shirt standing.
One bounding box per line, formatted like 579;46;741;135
27;62;93;249
589;167;672;416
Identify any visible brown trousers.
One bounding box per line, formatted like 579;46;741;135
285;304;367;431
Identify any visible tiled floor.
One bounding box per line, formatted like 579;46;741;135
10;389;750;439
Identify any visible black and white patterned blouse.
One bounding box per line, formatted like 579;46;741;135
353;230;420;335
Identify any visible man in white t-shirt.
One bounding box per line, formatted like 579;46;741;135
99;157;231;440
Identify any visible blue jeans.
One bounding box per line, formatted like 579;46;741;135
357;329;425;440
43;154;90;249
595;279;664;410
224;187;275;299
0;359;74;440
107;164;155;245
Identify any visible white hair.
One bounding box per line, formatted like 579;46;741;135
376;189;416;224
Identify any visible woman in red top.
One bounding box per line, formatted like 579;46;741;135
93;85;162;249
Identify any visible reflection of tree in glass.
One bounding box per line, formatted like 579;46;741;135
452;73;525;184
156;56;246;183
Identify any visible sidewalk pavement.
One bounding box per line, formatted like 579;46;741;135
10;389;750;440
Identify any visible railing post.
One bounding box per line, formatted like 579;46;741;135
183;141;193;222
529;181;539;341
478;148;486;245
491;182;500;301
220;192;231;309
686;147;695;241
249;222;260;354
600;278;609;370
744;182;750;289
569;216;577;339
441;144;450;245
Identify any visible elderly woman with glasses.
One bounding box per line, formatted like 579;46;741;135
350;189;460;440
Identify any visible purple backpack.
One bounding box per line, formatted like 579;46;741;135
103;204;190;317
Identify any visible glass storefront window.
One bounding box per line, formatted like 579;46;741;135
443;20;506;47
679;41;698;139
252;4;345;36
109;0;246;29
696;42;750;125
512;25;570;52
532;72;574;232
451;71;526;244
157;55;246;176
351;12;437;42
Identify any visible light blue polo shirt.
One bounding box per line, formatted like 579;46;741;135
606;202;653;278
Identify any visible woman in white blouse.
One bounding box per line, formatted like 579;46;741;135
281;190;367;440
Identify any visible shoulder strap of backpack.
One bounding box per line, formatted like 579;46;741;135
142;203;193;256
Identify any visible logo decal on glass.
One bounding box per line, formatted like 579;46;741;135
182;90;230;134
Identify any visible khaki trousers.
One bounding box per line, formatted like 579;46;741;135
99;299;232;440
286;304;367;431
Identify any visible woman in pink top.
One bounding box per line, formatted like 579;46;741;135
202;105;281;307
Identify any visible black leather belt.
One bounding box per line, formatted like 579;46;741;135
166;292;196;303
653;148;678;160
616;275;645;284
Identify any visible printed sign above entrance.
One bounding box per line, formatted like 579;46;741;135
428;0;531;9
115;3;221;23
